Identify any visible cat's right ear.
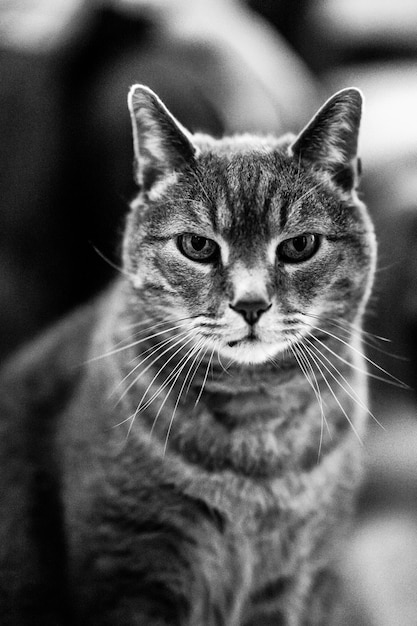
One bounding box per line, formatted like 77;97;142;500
127;85;197;191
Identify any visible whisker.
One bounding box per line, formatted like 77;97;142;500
374;259;403;274
308;312;392;344
147;340;204;441
114;320;192;364
121;314;197;333
181;340;209;398
216;344;232;376
86;320;194;364
291;344;326;454
91;244;130;277
111;328;194;402
194;345;216;407
148;340;204;420
111;412;136;431
290;341;330;458
301;342;364;446
106;318;186;358
314;315;408;361
306;322;409;390
162;340;207;455
304;335;385;431
121;340;200;442
112;319;157;346
185;344;210;397
130;333;197;414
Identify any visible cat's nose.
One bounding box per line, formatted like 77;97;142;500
229;299;272;325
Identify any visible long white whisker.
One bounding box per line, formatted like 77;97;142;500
110;328;204;436
216;345;232;376
308;313;406;360
194;345;216;407
301;342;364;446
92;244;130;277
291;344;325;456
147;340;203;441
306;323;408;389
111;412;136;430
86;320;194;363
162;339;207;455
291;342;329;458
109;319;162;352
120;314;197;333
181;340;209;399
304;335;385;431
118;317;163;334
308;311;390;343
112;328;193;402
185;344;210;396
132;334;197;414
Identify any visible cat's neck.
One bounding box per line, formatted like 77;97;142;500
91;281;358;479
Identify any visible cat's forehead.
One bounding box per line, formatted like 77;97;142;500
195;150;312;243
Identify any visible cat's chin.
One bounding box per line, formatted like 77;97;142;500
219;339;285;365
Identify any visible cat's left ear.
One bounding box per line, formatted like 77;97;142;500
128;84;197;191
289;88;363;191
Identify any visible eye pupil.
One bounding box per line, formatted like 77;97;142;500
293;236;307;252
191;236;206;251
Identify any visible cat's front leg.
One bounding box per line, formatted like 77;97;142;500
70;492;251;626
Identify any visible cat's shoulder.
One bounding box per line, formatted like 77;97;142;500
0;295;102;414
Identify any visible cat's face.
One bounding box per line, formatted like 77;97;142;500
124;87;376;365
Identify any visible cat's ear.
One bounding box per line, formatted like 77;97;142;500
127;84;197;191
289;88;363;191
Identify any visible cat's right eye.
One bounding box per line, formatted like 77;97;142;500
177;234;219;263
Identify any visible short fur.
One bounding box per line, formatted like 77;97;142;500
0;86;376;625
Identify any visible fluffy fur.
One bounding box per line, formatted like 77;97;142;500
0;85;376;625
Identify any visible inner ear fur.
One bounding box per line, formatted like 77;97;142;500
289;88;363;190
128;84;197;190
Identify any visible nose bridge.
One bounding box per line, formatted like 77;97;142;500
230;262;270;305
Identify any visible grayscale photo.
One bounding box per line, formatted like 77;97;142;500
1;1;417;624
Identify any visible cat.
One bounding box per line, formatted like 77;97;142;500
0;84;376;625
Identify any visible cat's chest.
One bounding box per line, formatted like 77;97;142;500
177;425;354;534
178;435;358;603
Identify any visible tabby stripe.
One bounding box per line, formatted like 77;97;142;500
262;178;280;222
250;577;289;605
279;197;290;231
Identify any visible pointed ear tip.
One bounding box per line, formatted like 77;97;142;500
127;84;157;110
347;86;363;102
338;87;364;108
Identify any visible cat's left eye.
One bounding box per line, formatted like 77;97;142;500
277;234;320;263
177;234;219;263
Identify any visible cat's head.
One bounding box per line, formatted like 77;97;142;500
123;85;376;365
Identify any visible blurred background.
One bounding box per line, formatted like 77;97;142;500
1;0;417;623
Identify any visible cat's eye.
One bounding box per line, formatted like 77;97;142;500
177;234;219;263
277;234;320;263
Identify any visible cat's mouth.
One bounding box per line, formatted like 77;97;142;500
227;329;259;348
221;333;284;365
227;335;258;348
